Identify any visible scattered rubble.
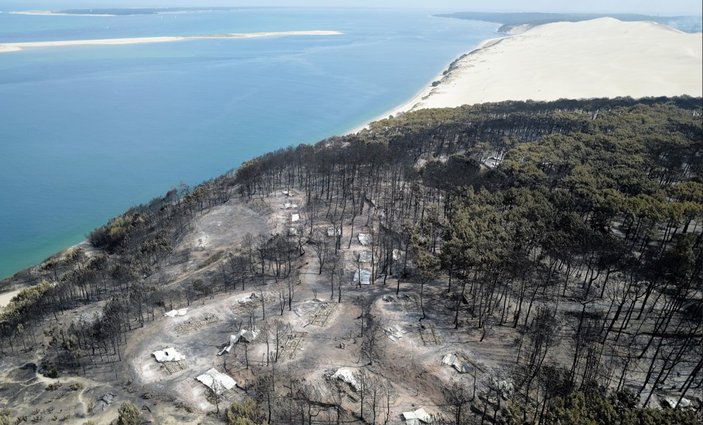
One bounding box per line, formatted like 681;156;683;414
95;393;116;412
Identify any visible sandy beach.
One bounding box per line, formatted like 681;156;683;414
355;18;702;130
0;289;21;310
0;30;342;53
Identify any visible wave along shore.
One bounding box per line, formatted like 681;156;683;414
0;31;343;53
353;17;702;132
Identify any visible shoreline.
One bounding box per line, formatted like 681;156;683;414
349;17;702;133
0;31;343;53
346;35;507;134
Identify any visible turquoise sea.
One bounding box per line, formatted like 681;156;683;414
0;7;500;279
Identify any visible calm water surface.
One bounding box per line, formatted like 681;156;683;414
0;8;499;279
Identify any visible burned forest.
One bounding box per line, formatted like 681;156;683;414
1;97;702;425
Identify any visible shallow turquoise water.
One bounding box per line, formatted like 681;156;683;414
0;8;499;279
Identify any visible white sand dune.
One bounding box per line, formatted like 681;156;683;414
0;30;342;53
357;18;701;130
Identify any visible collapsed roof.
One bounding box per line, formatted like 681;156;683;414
196;368;236;395
402;408;432;424
218;329;259;355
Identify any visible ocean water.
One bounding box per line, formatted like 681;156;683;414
0;8;499;279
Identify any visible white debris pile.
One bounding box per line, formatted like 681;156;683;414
291;213;301;223
283;202;299;209
332;368;359;391
196;368;236;395
164;308;188;317
152;347;185;363
663;396;692;409
238;293;259;305
354;269;372;285
402;408;432;424
384;324;406;341
442;353;472;374
327;227;340;237
358;233;372;246
393;249;403;261
289;227;299;237
218;329;259;355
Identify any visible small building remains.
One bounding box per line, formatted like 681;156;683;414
218;329;259;355
332;368;359;391
357;251;372;263
402;408;432;424
164;308;188;317
152;347;185;363
291;213;301;223
196;368;236;395
442;353;472;373
358;233;372;246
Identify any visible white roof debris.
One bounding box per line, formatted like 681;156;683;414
384;324;406;341
393;249;403;261
291;213;301;223
164;308;188;317
283;202;299;209
358;233;372;246
357;251;372;263
288;227;299;237
402;408;432;424
663;396;692;409
354;269;372;285
238;293;259;305
196;368;236;395
218;329;260;355
332;368;359;391
152;347;185;363
442;353;472;374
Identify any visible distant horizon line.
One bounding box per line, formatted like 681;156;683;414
1;7;701;17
